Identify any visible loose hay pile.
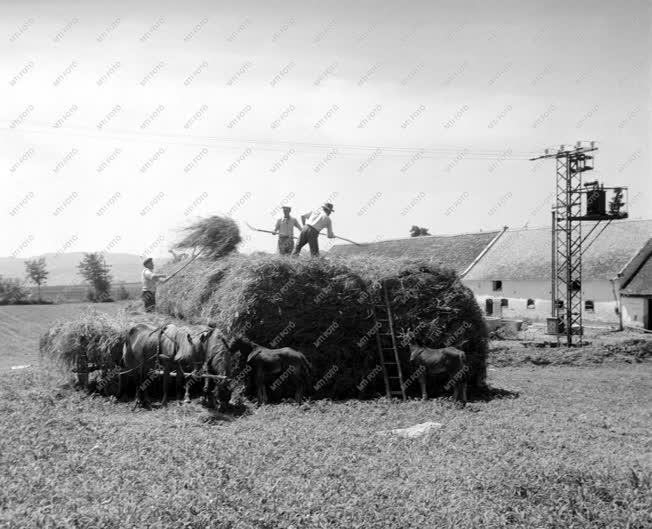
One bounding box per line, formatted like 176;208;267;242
157;254;488;399
173;216;242;260
39;310;127;372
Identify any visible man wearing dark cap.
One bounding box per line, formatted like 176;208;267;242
273;206;302;255
141;257;168;313
294;202;335;257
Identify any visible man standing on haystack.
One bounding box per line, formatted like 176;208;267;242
141;257;168;313
273;206;302;255
293;202;335;257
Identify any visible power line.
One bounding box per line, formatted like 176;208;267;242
0;122;537;160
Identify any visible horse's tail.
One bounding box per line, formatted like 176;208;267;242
457;349;468;380
122;328;134;367
301;355;313;377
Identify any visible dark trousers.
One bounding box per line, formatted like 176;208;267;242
277;236;294;255
293;225;319;256
142;291;156;312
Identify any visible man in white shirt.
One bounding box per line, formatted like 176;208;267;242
293;202;335;257
142;257;168;312
273;206;302;255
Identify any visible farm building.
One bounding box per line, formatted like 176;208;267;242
329;229;505;276
330;219;652;327
617;238;652;329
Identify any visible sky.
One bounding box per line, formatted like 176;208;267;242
1;0;650;259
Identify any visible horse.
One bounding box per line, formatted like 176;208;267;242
227;337;312;404
200;326;233;410
122;323;208;408
408;344;468;405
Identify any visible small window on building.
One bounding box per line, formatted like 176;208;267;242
585;300;594;312
492;280;502;292
485;298;494;316
527;299;535;309
501;298;508;307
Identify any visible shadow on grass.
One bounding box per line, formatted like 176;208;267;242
471;384;520;402
198;402;251;424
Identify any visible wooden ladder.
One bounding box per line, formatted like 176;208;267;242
372;281;406;400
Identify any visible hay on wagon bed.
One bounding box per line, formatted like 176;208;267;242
157;254;488;400
39;309;127;374
173;216;242;260
39;308;216;398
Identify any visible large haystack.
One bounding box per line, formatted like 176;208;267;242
157;255;488;399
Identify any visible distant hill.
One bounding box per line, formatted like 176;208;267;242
0;252;171;286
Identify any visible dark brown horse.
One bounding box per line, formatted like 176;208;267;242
409;344;468;405
122;323;208;408
227;337;312;404
200;327;232;410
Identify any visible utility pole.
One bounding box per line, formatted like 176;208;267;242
551;208;556;318
531;141;628;347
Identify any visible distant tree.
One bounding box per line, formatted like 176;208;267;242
0;276;28;304
116;282;131;300
410;225;431;237
78;253;113;302
24;257;49;301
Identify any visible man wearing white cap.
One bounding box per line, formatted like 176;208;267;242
293;202;335;257
273;206;302;255
141;257;168;313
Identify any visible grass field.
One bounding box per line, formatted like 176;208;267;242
0;303;650;528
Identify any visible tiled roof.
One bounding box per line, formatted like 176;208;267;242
621;256;652;296
621;239;652;296
464;219;652;281
329;230;503;274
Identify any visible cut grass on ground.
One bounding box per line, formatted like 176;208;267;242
1;365;650;529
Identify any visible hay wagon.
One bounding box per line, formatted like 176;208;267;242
71;340;226;398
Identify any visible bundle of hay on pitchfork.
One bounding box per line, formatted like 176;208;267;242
165;216;243;279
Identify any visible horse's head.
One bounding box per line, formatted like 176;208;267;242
227;336;255;357
408;342;422;362
213;376;232;411
190;330;210;369
165;324;209;371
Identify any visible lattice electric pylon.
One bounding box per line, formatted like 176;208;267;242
556;148;594;345
532;142;629;347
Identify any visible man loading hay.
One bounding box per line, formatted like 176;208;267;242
141;257;169;312
293;202;335;257
273;206;302;255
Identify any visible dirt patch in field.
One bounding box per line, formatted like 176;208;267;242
488;333;652;367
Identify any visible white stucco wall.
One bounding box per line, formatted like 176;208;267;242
621;297;648;328
464;279;620;324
